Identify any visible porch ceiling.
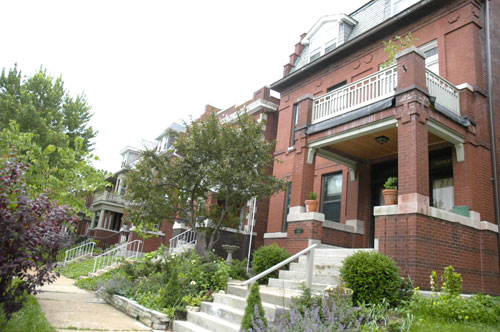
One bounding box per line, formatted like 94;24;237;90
323;128;445;161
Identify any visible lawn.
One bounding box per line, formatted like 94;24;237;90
411;313;500;332
0;295;55;332
58;258;96;279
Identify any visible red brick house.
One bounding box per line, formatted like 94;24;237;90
263;0;500;294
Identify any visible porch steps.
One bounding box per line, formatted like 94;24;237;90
173;247;374;331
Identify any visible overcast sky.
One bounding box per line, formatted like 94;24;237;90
1;0;368;173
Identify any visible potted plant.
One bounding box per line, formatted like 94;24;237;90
382;176;398;205
305;192;319;212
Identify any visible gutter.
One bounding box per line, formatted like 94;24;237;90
484;0;500;271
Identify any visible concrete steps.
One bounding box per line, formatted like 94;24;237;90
173;247;374;331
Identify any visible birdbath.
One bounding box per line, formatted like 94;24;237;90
222;245;239;264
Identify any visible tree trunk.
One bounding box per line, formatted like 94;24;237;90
194;231;209;257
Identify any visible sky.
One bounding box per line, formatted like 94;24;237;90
1;0;368;173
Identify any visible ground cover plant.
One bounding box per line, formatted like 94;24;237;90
74;246;231;320
58;258;97;279
0;294;55;332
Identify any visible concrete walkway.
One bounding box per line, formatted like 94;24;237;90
35;275;151;332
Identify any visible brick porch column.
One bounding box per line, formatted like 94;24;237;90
395;47;430;199
286;94;323;251
290;94;316;208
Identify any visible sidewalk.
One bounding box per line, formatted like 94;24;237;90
35;275;151;332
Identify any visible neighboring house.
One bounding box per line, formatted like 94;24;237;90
262;0;500;294
86;138;176;252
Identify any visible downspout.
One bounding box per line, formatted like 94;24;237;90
484;0;500;268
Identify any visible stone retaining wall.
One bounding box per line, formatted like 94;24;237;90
102;293;169;330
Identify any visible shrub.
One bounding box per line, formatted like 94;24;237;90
98;274;133;296
241;282;267;331
340;251;403;305
227;258;249;281
0;155;76;324
251;244;291;284
440;266;462;296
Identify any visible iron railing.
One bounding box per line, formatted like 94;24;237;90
169;228;196;253
92;240;142;274
63;241;95;266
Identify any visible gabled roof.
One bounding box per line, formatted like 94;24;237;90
301;14;357;46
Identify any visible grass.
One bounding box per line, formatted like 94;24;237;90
0;295;55;332
58;258;96;279
410;312;500;332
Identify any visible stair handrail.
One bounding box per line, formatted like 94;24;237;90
236;243;318;290
63;241;95;266
169;228;196;253
92;239;142;274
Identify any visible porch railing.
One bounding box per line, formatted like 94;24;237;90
425;69;460;115
92;240;142;274
169;228;196;253
312;66;397;124
93;191;125;205
63;241;95;266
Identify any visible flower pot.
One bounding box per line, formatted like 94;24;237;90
305;199;319;212
382;189;398;205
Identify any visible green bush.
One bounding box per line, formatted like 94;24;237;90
241;282;267;331
340;251;403;305
251;244;291;284
228;258;249;281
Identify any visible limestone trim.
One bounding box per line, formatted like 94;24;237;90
323;219;364;235
263;232;288;239
374;193;498;233
315;148;357;182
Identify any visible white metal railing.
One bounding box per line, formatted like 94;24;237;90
169;228;197;253
92;240;142;274
312;66;397;124
63;241;95;266
235;243;318;293
93;191;125;205
425;69;460;115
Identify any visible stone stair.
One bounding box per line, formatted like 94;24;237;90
173;247;374;332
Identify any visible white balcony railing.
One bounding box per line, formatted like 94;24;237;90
312;66;398;124
93;191;125;205
425;69;460;115
311;66;461;124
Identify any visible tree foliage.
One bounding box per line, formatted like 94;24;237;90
0;65;109;215
0;154;77;327
0;122;108;215
124;112;286;255
0;65;96;156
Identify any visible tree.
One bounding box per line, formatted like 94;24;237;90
0;122;108;215
0;154;77;328
124;112;286;256
0;65;109;215
241;282;267;331
0;65;96;157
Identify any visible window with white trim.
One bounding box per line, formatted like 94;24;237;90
420;40;439;75
321;173;342;222
307;22;338;63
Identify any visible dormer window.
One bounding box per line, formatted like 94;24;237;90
294;14;356;70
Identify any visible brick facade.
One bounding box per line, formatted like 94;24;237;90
265;0;500;293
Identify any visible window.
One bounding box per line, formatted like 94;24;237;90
327;80;347;93
283;182;292;231
429;149;454;211
307;22;339;63
420;40;439;75
392;0;421;16
290;104;299;147
322;173;342;222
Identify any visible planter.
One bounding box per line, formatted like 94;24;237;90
305;199;319;212
382;189;398;205
324;286;353;304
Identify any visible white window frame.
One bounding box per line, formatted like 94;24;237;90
391;0;421;16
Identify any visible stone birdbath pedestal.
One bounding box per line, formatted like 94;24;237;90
222;245;239;264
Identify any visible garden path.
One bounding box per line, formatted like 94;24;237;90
35;275;152;332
